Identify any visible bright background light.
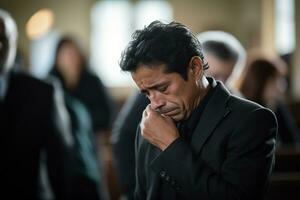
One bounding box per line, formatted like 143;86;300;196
275;0;295;55
135;0;173;29
26;9;54;40
26;8;58;78
90;1;133;87
90;0;173;87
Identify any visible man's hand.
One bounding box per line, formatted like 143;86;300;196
140;105;180;151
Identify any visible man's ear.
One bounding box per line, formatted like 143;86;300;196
189;56;203;79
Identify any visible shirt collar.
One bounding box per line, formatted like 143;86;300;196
177;77;217;140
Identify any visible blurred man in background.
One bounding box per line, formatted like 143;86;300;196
0;9;73;200
196;31;246;94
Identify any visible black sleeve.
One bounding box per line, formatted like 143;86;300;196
149;108;277;200
134;124;148;200
111;92;149;199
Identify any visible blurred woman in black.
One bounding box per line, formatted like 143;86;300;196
50;36;114;200
240;54;300;147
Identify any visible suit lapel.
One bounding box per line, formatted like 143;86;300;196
190;79;232;154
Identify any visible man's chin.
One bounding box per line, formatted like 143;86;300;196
168;114;183;122
160;109;183;121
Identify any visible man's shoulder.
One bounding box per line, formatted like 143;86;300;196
228;94;264;113
9;72;55;104
226;94;276;126
212;81;270;117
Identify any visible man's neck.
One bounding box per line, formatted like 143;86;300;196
193;76;210;110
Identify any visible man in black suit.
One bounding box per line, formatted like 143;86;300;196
111;31;246;199
119;21;277;199
111;31;245;200
0;9;73;199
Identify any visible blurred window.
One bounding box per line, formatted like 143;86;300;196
90;0;172;87
29;31;59;78
275;0;295;55
27;9;58;78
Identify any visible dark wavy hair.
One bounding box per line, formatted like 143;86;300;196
119;21;207;80
52;36;87;71
240;58;280;106
50;36;88;89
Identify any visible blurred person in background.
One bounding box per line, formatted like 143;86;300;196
0;9;73;200
51;36;114;135
196;31;246;95
239;54;300;147
50;36;112;200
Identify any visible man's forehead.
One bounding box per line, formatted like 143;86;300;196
132;65;170;88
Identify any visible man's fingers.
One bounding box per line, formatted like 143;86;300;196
142;109;147;118
143;104;151;118
162;114;173;122
148;106;162;118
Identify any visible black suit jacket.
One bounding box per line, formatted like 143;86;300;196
0;72;73;200
135;78;277;200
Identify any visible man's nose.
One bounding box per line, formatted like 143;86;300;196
149;92;165;111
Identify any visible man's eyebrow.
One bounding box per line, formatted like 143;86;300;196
140;81;169;94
